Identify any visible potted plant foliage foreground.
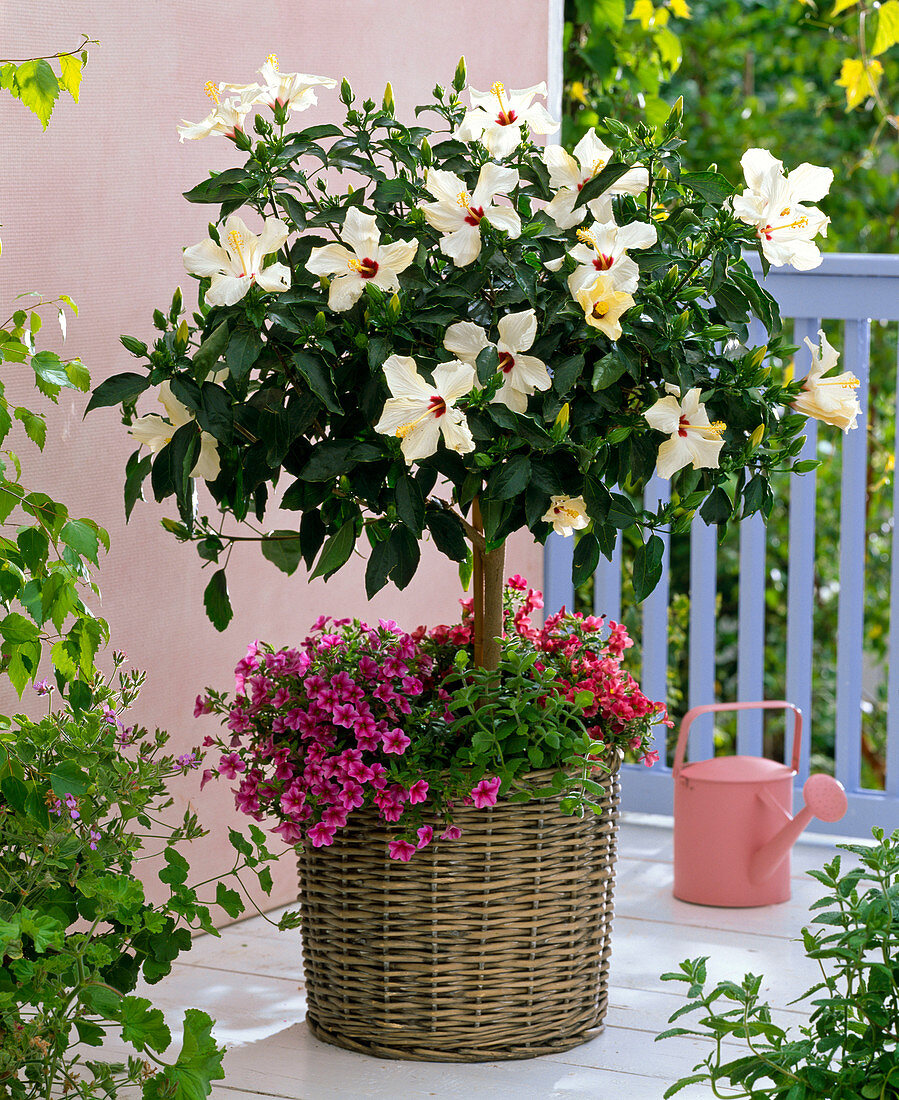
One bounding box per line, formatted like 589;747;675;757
92;56;858;1058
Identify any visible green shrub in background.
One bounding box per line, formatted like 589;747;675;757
566;0;899;784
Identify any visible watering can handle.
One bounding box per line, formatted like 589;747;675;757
672;700;803;778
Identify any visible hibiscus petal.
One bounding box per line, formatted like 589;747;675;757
327;272;364;312
482;205;521;239
472;162;519;206
255;262;291;293
439;225;482;267
206;274;252;307
685;433;724;470
438;409;475;455
433;359;477;402
183;238;233;278
192;432;221;480
130;414;173;451
158;382;193;428
507;354;550;393
787;163;834;204
617;221;658;250
382;355;433;401
420;200;464;234
341;208;381;259
376;239;418;274
257;217;290;255
497;309;537;354
544;145;580;190
544;189;581;229
306;242;356;276
425;167;465;205
741;148;783;192
573;128;612;174
644;395;682;435
374;396;427;436
521;102;559;134
655;436;692;479
400;416;442;462
444;321;490;363
491;380;528;414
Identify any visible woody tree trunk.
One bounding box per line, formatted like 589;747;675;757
471;499;505;673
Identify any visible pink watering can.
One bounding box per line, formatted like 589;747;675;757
673;701;848;907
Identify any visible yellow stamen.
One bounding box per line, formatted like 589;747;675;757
227;229;248;273
396;409;433;439
576;227;597;248
766;215;810;233
686;420;726;436
779;207;791;217
491;81;506;103
590;158;607;176
347;258;366;273
555;504;580;518
817;374;860;388
204;81;220;105
266;54;279;70
456;191;472;210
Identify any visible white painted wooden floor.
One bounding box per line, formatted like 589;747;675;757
103;815;863;1100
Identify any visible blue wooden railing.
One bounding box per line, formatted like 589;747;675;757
545;254;899;836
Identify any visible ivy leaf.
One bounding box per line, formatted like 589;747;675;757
214;883;243;919
12;59;59;129
203;569;233;632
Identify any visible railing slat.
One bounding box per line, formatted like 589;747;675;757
888;337;899;800
688;518;717;762
594;540;621;624
642;475;671;762
737;512;766;756
544;531;574;616
835;319;870;793
786;319;821;782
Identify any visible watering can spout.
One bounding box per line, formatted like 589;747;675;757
748;773;848;886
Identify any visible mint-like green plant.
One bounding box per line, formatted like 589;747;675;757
658;828;899;1099
0;657;282;1099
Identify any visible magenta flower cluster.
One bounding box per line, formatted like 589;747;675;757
198;620;502;861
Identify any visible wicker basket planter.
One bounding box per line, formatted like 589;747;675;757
298;764;621;1061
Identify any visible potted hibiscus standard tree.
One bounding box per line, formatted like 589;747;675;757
90;56;858;1060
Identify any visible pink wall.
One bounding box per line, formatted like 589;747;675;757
0;2;552;915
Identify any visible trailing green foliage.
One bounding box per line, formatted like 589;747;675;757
0;660;279;1099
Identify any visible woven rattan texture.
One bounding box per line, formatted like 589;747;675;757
298;769;621;1061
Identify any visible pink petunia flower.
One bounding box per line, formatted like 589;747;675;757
388;839;417;862
307;821;337;847
470;777;502;808
407;780;429;805
382;728;411;754
640;750;660;767
440;824;463;840
416;825;433;849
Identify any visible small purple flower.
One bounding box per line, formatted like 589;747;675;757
101;705;118;726
89;828;102;850
33;679;51;696
177;752;199;773
65;793;81;821
194;694;213;717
